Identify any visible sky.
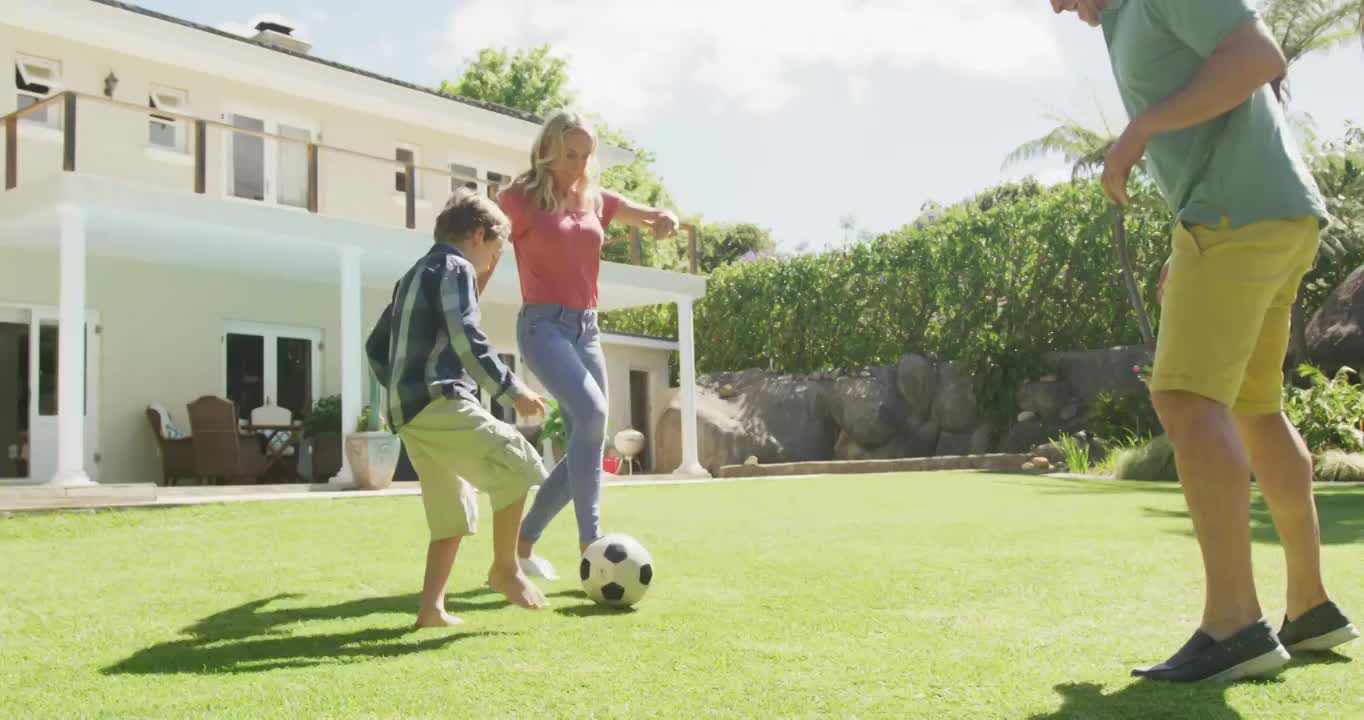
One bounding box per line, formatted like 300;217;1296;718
138;0;1362;253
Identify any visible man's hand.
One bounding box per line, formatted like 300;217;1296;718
1102;122;1150;206
515;392;548;420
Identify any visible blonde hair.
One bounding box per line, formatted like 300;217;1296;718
514;110;601;213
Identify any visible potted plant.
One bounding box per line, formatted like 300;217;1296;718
302;395;343;483
540;399;567;464
344;404;402;490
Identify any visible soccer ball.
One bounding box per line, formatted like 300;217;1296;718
580;533;653;608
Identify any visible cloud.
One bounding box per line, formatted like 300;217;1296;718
435;0;1063;124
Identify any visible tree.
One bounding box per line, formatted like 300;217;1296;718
1004;114;1156;347
439;45;575;118
694;223;776;273
1262;0;1364;65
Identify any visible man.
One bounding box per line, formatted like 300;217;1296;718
1050;0;1358;683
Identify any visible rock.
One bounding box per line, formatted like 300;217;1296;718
999;419;1050;454
1307;264;1364;376
718;383;738;399
896;353;939;419
1018;380;1071;418
1060;404;1081;422
1046;346;1150;402
969;426;997;455
1031;456;1051;466
656;374;839;474
1030;442;1065;465
931;361;979;433
1040;374;1059;383
1017;411;1038;423
935;426;994;457
1022;461;1037;471
905;419;942;458
828;366;907;449
935;430;975;457
744;455;759;466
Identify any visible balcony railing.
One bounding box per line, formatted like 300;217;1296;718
2;91;698;273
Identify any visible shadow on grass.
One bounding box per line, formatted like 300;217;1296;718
1144;488;1364;545
548;589;637;618
989;474;1184;497
1029;680;1248;719
103;591;511;676
1032;652;1349;719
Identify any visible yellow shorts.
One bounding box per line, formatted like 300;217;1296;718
398;398;546;541
1151;216;1320;415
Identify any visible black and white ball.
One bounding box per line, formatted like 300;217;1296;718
580;534;653;608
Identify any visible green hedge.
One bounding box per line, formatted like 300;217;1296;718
606;179;1171;422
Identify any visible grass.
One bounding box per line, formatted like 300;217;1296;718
2;473;1362;719
1052;434;1091;474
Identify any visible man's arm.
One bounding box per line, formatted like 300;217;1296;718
1132;17;1286;138
1103;10;1286;205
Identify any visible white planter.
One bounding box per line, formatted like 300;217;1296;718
344;431;402;491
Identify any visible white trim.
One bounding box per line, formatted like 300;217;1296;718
144;145;195;166
15;53;63;91
600;333;679;352
17;123;63;144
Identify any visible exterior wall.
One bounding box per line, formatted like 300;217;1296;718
597;343;673;472
1;23;526;232
0;247;675;483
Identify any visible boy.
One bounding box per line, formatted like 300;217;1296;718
367;187;551;627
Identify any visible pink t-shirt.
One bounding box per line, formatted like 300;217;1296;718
498;186;623;310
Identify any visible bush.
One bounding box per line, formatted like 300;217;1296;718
1284;365;1364;454
1315;450;1364;483
1113;434;1179;482
302;395;342;437
1087;390;1160;441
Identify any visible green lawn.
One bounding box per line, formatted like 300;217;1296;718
2;473;1361;719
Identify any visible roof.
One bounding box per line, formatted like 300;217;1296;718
87;0;545;127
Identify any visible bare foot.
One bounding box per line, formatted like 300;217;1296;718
415;608;464;628
488;566;549;609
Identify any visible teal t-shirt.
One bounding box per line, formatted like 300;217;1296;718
1101;0;1328;228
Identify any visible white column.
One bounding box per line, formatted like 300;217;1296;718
673;297;709;478
330;246;364;487
50;205;93;486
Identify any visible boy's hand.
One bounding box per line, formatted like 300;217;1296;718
515;392;548;420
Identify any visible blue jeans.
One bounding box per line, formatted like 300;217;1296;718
516;304;608;545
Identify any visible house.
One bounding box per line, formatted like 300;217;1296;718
0;0;709;487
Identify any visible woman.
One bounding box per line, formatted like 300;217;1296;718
498;110;678;579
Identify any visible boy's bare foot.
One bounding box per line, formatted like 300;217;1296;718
488;566;549;609
415;608;464;628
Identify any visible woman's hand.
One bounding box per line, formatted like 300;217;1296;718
652;210;679;240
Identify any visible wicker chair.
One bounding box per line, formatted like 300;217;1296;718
145;405;196;486
186;396;269;484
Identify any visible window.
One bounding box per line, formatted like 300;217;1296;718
486;171;511;199
450;162;479;193
15;54;62;129
395;144;420;196
148;85;189;152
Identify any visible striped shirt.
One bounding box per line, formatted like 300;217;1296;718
366;243;527;431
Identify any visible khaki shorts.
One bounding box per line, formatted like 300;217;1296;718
399;397;546;541
1151;216;1320;414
